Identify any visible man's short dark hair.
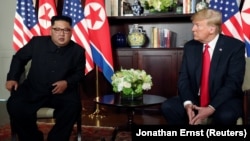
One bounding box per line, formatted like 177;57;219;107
51;15;72;26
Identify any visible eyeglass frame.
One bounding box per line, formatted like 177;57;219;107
52;27;72;34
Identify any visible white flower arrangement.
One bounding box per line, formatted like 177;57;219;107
140;0;178;12
111;68;153;96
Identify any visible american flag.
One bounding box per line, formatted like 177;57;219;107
62;0;94;74
209;0;244;42
12;0;41;51
84;0;114;83
38;0;57;35
241;0;250;57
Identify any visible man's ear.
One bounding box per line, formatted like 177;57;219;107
209;25;216;34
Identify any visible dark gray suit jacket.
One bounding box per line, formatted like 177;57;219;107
178;34;246;109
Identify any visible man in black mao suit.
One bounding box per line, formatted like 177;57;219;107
5;16;85;141
161;9;246;125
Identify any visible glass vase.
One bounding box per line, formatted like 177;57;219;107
120;91;143;105
121;93;143;101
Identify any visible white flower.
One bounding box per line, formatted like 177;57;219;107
140;0;177;12
142;83;152;90
111;68;153;96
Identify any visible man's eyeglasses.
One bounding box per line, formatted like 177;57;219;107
52;28;71;34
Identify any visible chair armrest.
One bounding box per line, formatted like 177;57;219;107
243;89;250;125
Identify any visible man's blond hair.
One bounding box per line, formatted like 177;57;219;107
191;8;222;33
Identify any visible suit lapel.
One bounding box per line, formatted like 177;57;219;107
209;35;224;87
196;44;203;87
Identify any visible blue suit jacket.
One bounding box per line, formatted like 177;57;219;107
178;34;246;109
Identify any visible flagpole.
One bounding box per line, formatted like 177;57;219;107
88;65;105;119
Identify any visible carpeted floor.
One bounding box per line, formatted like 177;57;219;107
0;122;131;141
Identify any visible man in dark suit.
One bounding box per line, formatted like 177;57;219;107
5;16;85;141
161;8;246;125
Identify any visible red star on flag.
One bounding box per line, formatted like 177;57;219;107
39;6;52;22
38;0;57;35
85;5;103;28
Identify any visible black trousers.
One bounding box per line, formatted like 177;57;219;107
161;96;242;125
6;86;81;141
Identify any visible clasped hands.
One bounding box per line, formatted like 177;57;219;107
185;104;215;125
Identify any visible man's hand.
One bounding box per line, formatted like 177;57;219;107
51;80;68;94
5;80;18;92
185;104;196;124
189;105;215;125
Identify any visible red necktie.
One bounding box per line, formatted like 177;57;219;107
200;44;210;107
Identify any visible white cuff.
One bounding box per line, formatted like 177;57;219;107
183;100;192;108
208;105;215;110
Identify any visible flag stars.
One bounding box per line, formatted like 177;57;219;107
17;0;38;29
77;15;81;20
65;0;69;4
63;0;84;26
209;0;239;22
64;11;68;15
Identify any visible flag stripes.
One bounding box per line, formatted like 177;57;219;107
13;0;40;51
221;13;244;41
90;41;114;83
241;0;250;57
71;22;94;73
209;0;244;42
62;0;94;75
84;0;114;83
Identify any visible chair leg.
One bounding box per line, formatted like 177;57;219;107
10;119;18;141
76;113;82;141
111;127;118;141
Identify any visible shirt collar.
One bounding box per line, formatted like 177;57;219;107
206;34;219;50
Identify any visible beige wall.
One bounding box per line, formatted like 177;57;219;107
0;0;16;100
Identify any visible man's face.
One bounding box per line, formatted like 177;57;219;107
50;20;72;47
192;19;211;43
